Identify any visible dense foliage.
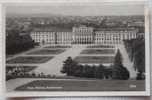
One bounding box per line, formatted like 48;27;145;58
111;49;130;80
6;22;35;55
61;57;112;79
124;37;145;80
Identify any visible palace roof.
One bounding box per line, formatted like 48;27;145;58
32;27;72;32
32;27;138;33
95;28;138;32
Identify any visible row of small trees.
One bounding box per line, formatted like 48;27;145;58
61;50;130;80
6;68;56;81
61;57;112;79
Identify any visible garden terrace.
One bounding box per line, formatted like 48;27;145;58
15;79;145;91
74;56;114;64
6;56;54;64
80;49;115;55
26;49;66;55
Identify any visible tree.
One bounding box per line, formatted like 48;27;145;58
73;65;83;77
112;49;130;80
82;65;93;78
133;38;145;80
95;64;104;79
6;22;35;55
112;64;130;80
114;49;123;66
61;56;78;76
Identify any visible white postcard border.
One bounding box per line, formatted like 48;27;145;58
0;0;150;97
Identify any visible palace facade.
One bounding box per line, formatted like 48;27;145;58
30;25;139;45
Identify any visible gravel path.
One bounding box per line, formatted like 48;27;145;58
117;44;137;79
32;45;86;76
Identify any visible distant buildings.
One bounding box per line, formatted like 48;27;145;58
30;25;139;45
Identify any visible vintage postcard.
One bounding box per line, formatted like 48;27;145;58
2;0;150;97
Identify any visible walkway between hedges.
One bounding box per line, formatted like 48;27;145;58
33;45;86;76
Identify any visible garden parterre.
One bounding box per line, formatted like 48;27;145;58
6;56;54;64
26;49;66;55
80;49;115;55
74;56;114;64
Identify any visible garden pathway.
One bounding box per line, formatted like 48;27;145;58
117;44;137;79
33;45;86;76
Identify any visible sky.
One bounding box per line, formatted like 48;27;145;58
5;2;145;17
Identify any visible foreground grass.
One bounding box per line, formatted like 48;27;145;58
15;79;145;91
45;45;71;48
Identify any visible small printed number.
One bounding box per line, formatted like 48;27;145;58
129;84;136;88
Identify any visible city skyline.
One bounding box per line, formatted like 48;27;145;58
6;3;144;17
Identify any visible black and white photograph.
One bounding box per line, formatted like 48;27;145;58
3;1;150;97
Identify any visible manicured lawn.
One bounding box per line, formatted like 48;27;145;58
80;49;115;54
27;49;65;55
74;56;114;64
15;79;145;91
45;45;71;48
87;45;114;48
6;56;54;64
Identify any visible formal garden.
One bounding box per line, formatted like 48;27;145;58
10;49;145;91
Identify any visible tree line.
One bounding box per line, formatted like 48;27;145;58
124;37;145;80
6;23;35;55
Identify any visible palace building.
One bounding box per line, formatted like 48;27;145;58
30;25;138;45
72;25;94;44
94;28;138;44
